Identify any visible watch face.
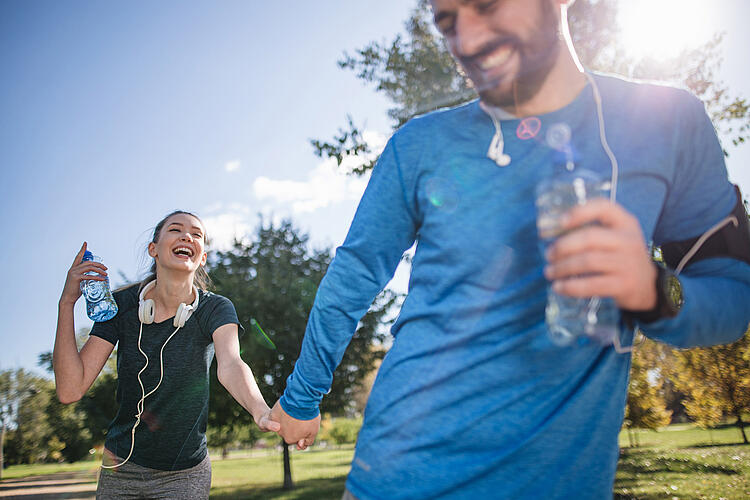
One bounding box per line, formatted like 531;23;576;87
665;273;684;312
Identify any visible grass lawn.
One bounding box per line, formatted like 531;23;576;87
209;425;749;499
209;445;353;499
1;458;100;480
615;424;749;499
3;426;747;499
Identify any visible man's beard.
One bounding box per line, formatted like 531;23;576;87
472;1;561;109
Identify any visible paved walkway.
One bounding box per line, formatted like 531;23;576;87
0;471;98;499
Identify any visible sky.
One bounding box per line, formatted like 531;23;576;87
2;1;749;376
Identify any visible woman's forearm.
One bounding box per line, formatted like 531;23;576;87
53;300;86;403
218;359;270;423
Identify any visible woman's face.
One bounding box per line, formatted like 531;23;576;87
148;213;208;275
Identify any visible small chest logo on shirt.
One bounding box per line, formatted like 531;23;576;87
516;117;542;140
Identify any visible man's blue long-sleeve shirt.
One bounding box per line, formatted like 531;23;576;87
281;74;750;499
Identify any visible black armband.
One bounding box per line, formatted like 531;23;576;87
661;185;750;269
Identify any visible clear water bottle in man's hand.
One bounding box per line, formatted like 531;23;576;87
80;250;118;322
535;167;619;347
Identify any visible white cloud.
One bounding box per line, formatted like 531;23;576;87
224;160;241;173
201;208;253;251
252;129;386;214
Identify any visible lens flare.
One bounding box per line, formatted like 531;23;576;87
251;318;276;349
545;123;571;151
425;178;460;212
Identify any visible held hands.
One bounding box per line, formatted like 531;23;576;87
543;199;658;311
270;400;321;450
60;242;108;307
254;407;282;433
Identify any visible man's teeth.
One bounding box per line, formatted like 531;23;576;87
479;46;512;71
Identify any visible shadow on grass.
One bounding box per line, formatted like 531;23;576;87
684;442;750;449
617;448;740;477
210;476;347;500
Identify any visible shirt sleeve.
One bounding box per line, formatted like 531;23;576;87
89;285;138;346
280;137;419;419
199;293;245;341
89;314;120;346
641;95;750;347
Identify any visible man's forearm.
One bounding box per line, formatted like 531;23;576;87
639;259;750;348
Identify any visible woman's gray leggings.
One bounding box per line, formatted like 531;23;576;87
96;454;211;499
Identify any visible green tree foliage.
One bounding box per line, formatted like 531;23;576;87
0;368;44;477
206;218;395;488
670;330;750;444
312;0;749;173
38;328;118;452
319;416;363;445
624;338;672;447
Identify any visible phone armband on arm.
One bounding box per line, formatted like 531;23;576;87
662;185;750;271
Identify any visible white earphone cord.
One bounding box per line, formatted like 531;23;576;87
586;72;741;353
585;72;619;203
585;73;636;354
100;322;183;469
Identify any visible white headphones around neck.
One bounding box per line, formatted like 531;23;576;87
138;280;200;327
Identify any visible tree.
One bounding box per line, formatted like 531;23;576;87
10;379;54;464
670;330;750;444
0;368;44;478
206;218;394;489
38;328;118;449
312;0;749;174
623;338;672;447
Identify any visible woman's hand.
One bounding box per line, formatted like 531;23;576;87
60;242;108;307
255;407;282;433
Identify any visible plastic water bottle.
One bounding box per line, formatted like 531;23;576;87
535;167;620;346
80;250;118;322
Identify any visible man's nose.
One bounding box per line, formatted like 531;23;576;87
452;11;492;59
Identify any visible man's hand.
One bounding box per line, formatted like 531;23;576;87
544;199;658;311
270;400;321;450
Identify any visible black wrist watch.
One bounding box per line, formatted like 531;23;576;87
623;264;684;324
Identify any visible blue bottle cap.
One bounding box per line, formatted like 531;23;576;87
83;250;93;260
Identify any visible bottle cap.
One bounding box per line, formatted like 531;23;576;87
83;250;93;260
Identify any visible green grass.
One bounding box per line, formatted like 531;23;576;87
619;422;747;448
615;424;749;499
209;445;353;499
615;445;749;499
1;458;100;480
3;426;748;499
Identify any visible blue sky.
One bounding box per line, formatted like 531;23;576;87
2;1;749;375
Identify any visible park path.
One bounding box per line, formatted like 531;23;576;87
0;471;98;499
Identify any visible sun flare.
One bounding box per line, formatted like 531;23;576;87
618;0;719;61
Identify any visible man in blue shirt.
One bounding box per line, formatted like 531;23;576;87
271;1;750;498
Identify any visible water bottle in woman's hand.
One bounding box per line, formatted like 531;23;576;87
80;250;118;322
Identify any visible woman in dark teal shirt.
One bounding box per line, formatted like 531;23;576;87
53;210;279;499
